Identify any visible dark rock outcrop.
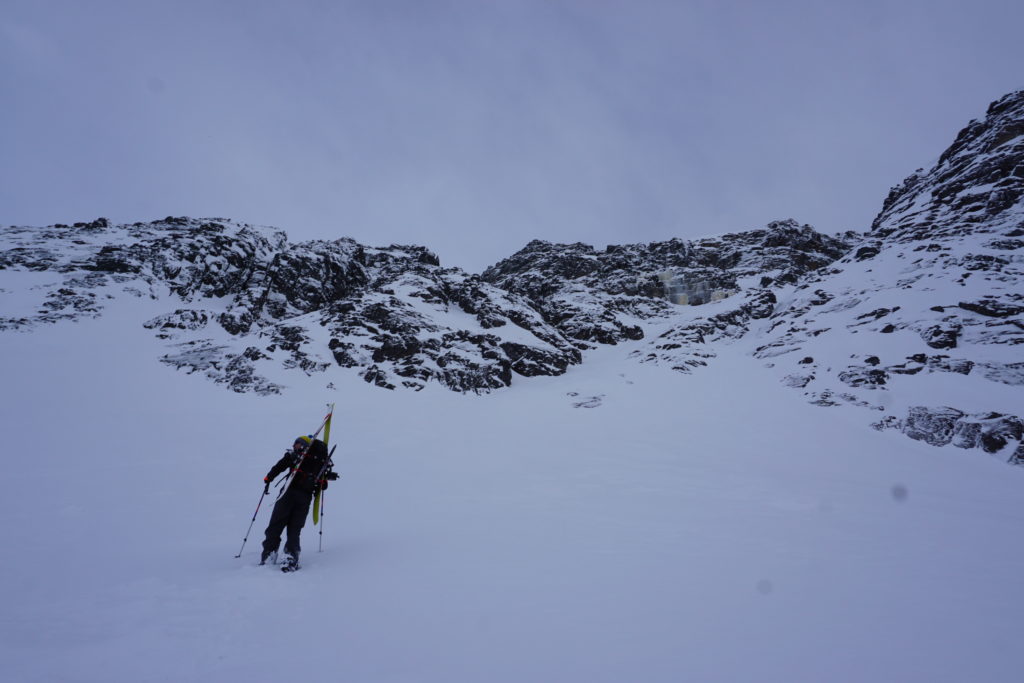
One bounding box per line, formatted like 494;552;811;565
875;407;1024;464
0;218;580;393
482;220;855;350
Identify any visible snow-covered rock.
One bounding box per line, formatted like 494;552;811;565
0;217;580;393
481;220;855;354
2;90;1022;464
752;90;1024;463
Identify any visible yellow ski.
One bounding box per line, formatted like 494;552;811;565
312;403;335;524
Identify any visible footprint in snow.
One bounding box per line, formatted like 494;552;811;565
572;395;604;408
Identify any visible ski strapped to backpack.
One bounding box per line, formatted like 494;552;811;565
274;403;335;500
312;443;337;525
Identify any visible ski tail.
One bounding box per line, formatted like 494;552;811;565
313;443;337;525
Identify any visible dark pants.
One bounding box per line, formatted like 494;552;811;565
262;487;312;559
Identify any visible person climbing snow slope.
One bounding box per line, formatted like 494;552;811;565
261;435;333;571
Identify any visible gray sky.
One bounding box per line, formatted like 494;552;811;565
3;0;1022;272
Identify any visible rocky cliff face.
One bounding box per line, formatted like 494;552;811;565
2;90;1022;465
872;91;1024;243
0;215;851;396
751;90;1024;463
480;220;856;372
0;217;580;394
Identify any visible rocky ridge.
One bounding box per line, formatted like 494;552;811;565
0;217;580;394
748;90;1024;463
0;216;851;397
481;220;856;373
2;90;1022;465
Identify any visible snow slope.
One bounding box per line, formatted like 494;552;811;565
2;292;1023;683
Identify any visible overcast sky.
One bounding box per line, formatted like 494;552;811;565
3;0;1022;271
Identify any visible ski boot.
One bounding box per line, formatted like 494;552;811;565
281;553;300;573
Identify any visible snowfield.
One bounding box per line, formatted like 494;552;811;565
2;292;1022;683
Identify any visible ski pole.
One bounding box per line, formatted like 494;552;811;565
316;444;337;552
234;484;269;558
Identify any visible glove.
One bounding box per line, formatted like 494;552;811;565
325;471;339;481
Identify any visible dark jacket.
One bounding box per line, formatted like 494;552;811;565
267;439;330;496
